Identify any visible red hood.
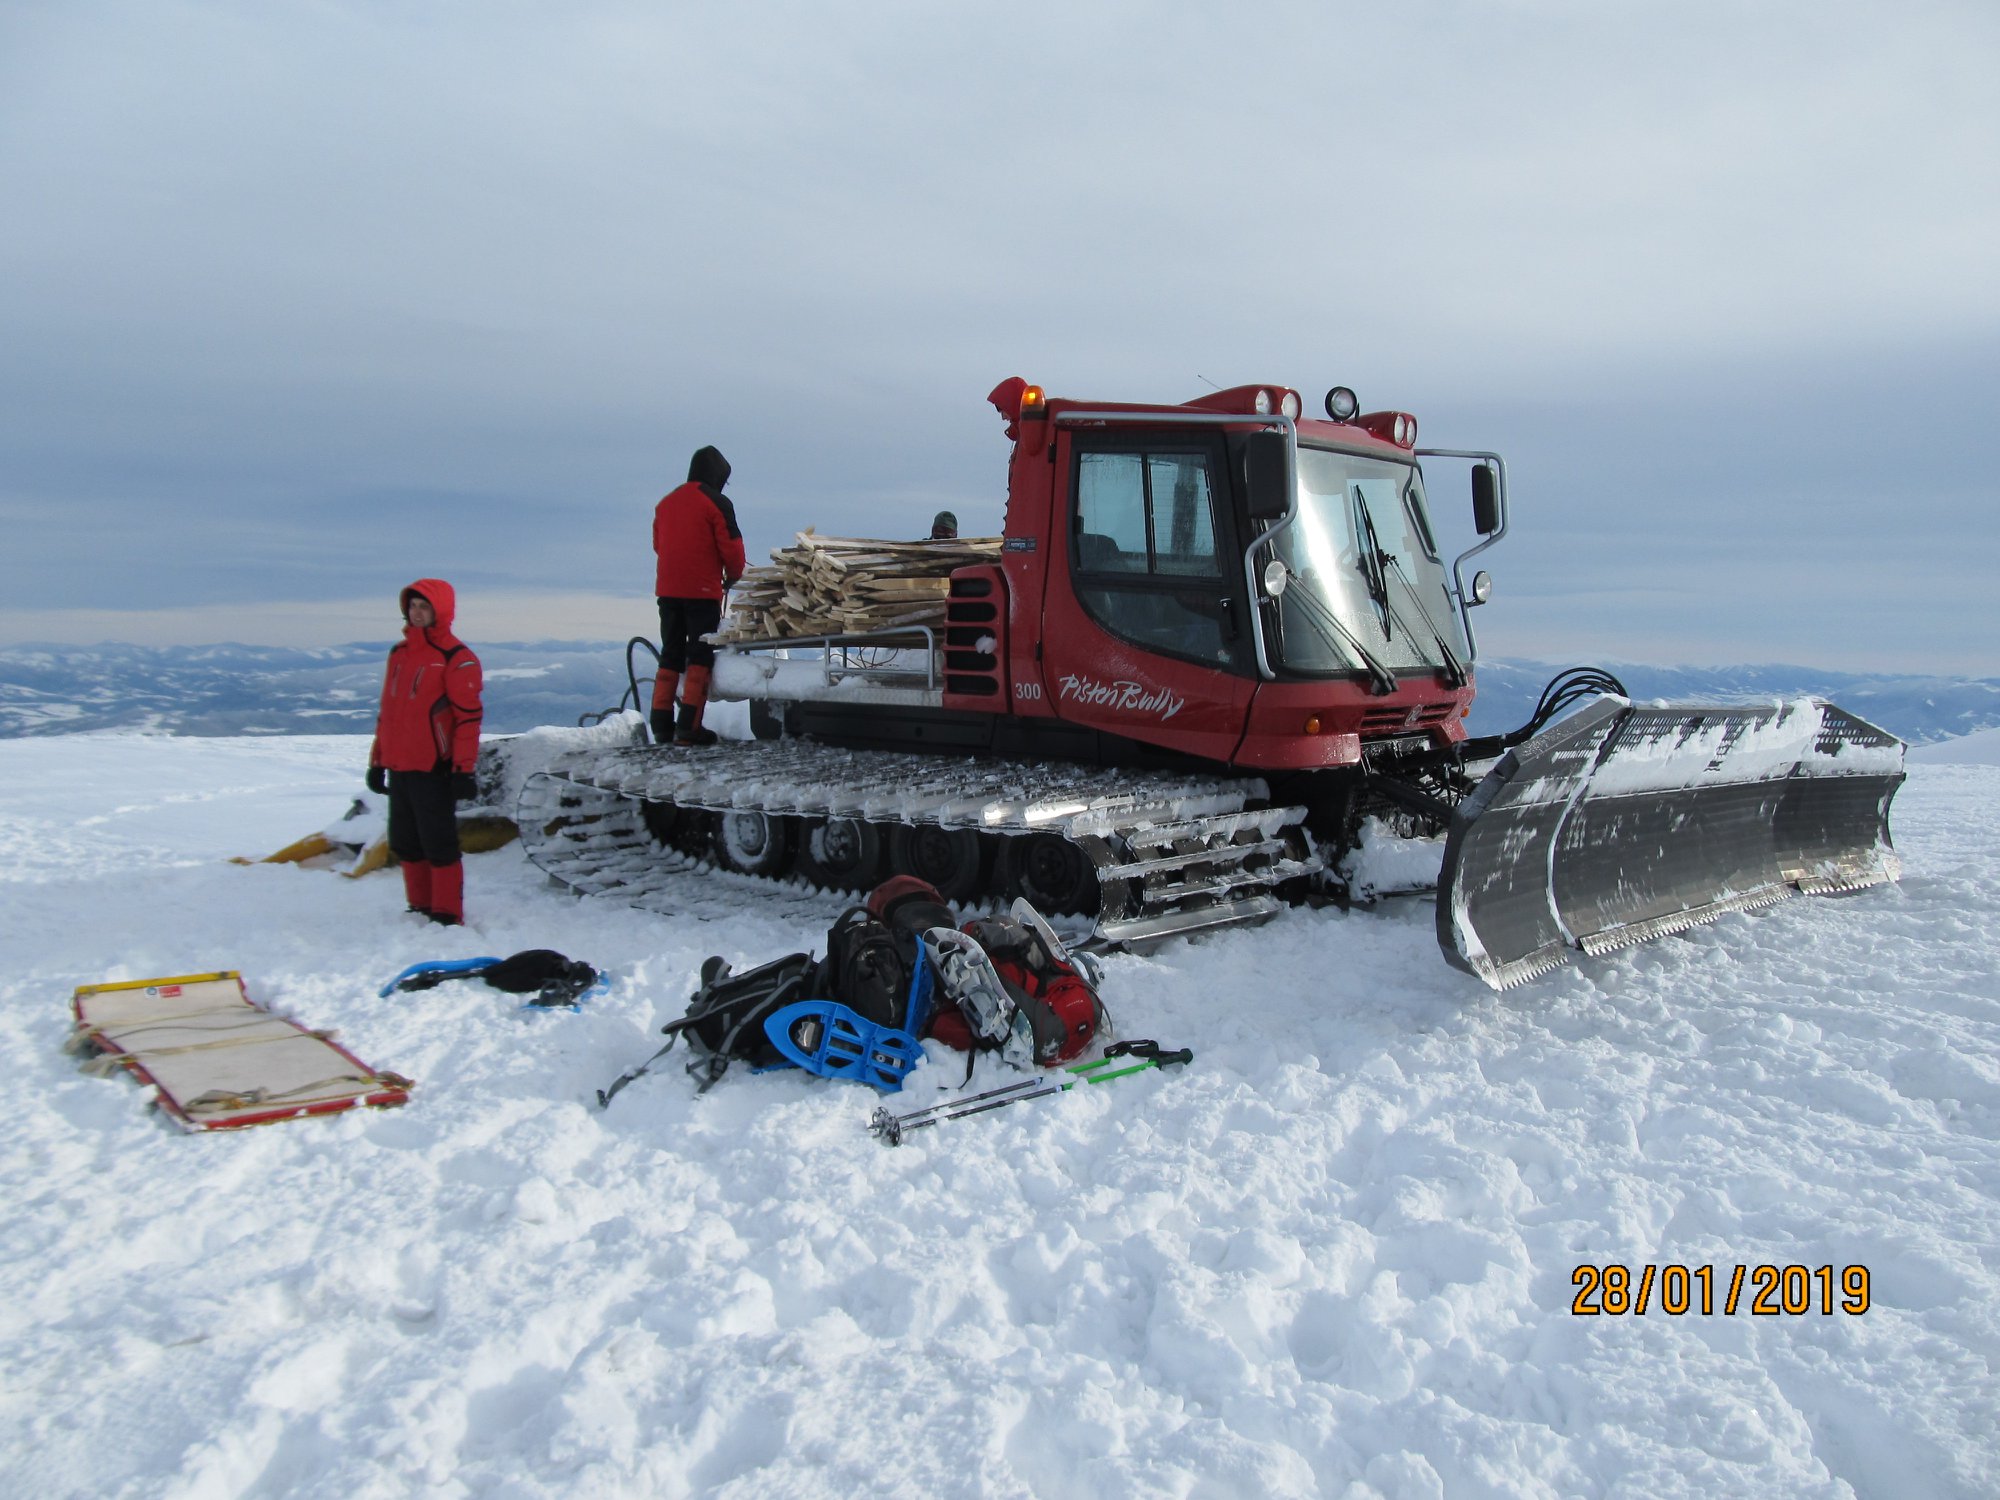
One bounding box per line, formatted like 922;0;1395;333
400;577;459;641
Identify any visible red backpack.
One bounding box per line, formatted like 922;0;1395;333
928;908;1105;1066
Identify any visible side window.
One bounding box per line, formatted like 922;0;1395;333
1403;482;1439;560
1075;453;1149;571
1148;454;1220;577
1071;444;1236;668
1075;449;1222;577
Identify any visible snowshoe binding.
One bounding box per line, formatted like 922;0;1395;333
925;927;1038;1072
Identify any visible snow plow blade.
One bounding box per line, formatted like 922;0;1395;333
1438;698;1905;989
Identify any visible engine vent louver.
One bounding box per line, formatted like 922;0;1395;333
943;569;1006;702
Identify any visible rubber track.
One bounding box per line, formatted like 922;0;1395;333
515;741;1320;946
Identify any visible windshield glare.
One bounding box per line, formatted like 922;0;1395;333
1272;447;1466;675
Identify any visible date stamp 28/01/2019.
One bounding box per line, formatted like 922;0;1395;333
1571;1264;1872;1317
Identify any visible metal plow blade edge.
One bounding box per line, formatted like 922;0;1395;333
1437;698;1906;989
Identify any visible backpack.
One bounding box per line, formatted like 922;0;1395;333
593;951;819;1104
818;875;958;1034
929;902;1106;1067
597;879;962;1107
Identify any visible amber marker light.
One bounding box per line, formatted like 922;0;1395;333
1021;384;1046;415
1304;714;1323;734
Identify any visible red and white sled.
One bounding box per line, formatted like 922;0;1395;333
69;971;412;1131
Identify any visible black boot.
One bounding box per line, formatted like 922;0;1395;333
674;701;717;747
649;708;675;745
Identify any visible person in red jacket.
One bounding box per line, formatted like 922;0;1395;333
366;578;484;924
651;445;747;746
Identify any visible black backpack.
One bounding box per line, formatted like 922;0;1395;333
677;952;819;1083
818;887;951;1033
596;951;818;1106
804;875;959;1033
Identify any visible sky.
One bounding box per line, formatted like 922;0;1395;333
2;0;1996;674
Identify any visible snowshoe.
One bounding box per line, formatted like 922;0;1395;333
1008;896;1104;990
762;999;923;1092
925;927;1038;1071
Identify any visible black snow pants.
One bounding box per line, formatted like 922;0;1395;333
388;769;461;867
658;596;723;673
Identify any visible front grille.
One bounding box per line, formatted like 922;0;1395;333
1359;702;1454;734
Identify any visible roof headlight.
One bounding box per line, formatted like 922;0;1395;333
1279;389;1301;420
1253;388;1273;414
1324;386;1359;421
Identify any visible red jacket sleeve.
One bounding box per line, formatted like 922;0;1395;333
446;652;484;771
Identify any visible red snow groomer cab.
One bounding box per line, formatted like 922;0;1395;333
946;377;1481;770
517;379;1906;988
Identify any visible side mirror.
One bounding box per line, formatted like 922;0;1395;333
1471;464;1500;536
1242;432;1290;521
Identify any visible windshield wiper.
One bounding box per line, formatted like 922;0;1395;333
1352;494;1395;639
1353;489;1466;687
1275;564;1398;695
1381;554;1469;689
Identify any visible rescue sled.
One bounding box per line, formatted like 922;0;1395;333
68;971;413;1130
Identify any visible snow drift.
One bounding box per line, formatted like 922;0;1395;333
1;733;1995;1498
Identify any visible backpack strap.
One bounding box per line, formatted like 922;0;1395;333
688;963;816;1093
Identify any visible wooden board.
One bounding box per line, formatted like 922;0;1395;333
711;530;1003;643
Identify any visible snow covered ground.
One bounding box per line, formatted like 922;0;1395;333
2;733;1996;1499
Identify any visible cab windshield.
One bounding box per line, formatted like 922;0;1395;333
1268;447;1467;677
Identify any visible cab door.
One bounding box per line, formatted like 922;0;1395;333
1039;428;1256;763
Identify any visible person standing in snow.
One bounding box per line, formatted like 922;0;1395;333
651;445;746;746
365;579;484;925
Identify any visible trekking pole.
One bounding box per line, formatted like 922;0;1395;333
868;1039;1193;1145
596;1031;683;1109
596;955;731;1109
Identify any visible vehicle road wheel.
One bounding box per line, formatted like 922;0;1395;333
888;823;992;904
641;799;700;853
710;810;797;878
998;832;1100;916
792;817;885;891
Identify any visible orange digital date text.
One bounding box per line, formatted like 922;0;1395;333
1570;1263;1871;1316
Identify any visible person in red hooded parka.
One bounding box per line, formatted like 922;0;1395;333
366;579;484;924
651;445;746;746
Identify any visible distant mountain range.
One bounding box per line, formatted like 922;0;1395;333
0;640;638;738
1463;659;2000;745
1;641;1994;745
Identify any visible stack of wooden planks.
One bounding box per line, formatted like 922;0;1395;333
712;530;1003;642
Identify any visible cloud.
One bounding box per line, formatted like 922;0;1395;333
1;0;1996;672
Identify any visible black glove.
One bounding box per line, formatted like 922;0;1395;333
452;772;479;803
366;765;389;796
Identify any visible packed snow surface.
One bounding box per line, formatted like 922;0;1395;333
2;734;1997;1498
